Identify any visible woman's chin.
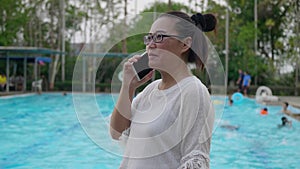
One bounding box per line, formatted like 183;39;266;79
149;61;158;68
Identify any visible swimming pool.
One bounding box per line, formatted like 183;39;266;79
0;94;121;169
0;93;299;168
211;97;300;168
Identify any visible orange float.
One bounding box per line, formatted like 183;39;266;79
260;108;268;115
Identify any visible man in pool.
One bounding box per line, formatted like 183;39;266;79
282;102;300;116
278;116;292;128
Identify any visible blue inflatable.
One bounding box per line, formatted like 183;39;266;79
232;92;244;103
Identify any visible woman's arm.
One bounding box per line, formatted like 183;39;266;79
109;56;154;140
110;85;135;140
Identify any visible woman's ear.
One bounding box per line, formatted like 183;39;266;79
181;37;192;53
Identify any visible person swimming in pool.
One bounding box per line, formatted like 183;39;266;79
220;124;239;131
229;99;233;106
278;116;292;128
282;102;300;116
260;107;268;115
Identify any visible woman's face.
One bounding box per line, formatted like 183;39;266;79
146;17;186;72
282;103;287;110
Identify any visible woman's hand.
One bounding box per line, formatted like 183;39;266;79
122;55;154;90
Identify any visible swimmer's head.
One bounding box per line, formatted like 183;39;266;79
281;117;288;125
229;99;233;105
283;102;289;109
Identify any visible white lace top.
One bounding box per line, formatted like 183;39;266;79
119;76;214;169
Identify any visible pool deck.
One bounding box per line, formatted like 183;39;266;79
279;96;300;108
2;91;299;105
250;96;300;107
0;91;26;96
2;91;300;120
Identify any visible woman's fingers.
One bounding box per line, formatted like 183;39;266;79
128;55;142;63
123;55;142;78
139;70;154;83
122;54;152;89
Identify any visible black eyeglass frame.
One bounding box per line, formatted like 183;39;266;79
143;33;185;45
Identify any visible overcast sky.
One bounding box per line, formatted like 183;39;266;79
128;0;226;14
129;0;199;14
73;0;225;43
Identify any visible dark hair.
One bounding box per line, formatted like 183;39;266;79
159;11;217;70
281;117;288;125
284;102;289;107
263;108;268;111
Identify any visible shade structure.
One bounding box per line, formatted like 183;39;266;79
0;46;62;92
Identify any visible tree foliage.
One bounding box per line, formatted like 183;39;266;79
0;0;28;45
0;0;299;91
206;0;299;86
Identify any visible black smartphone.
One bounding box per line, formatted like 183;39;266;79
132;52;153;81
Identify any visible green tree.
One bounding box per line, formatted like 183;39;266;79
0;0;29;45
109;2;191;53
206;0;299;88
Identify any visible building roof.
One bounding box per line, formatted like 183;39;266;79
0;46;62;55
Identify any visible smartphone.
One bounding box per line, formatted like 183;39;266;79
132;52;153;81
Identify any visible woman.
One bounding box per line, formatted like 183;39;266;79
110;11;216;169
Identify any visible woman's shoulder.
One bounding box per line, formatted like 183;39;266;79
145;79;161;90
136;79;161;95
181;76;207;90
177;76;209;97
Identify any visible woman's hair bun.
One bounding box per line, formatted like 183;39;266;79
191;13;216;32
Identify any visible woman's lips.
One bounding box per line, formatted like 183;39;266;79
148;53;158;58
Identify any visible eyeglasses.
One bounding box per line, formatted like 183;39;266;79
143;33;184;45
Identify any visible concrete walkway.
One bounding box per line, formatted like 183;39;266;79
0;91;27;97
279;96;300;108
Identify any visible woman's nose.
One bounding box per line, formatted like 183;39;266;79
147;40;156;48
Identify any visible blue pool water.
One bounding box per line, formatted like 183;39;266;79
211;97;300;169
0;94;121;169
0;93;299;168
